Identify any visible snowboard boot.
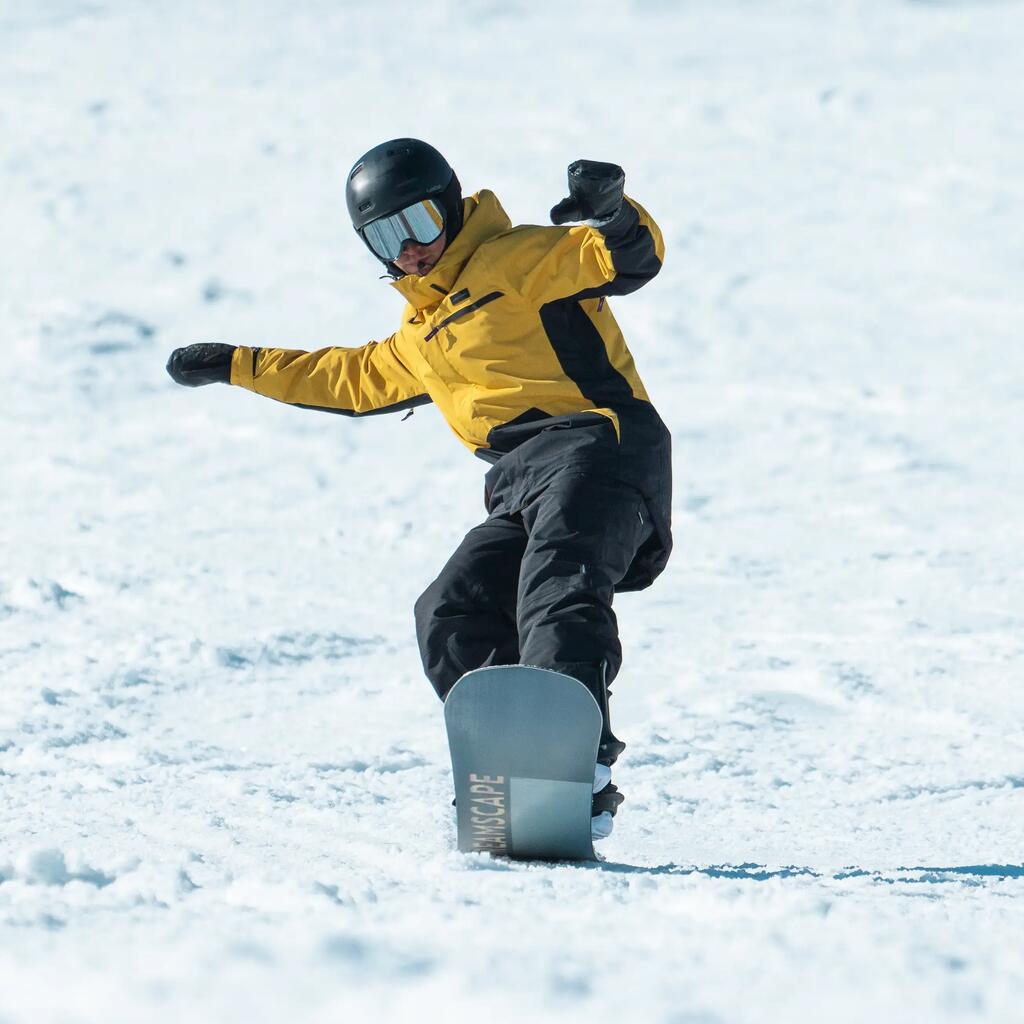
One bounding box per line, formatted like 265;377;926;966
592;763;625;841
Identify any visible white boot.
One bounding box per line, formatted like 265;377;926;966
591;811;614;841
592;763;616;841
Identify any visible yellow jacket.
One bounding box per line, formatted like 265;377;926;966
229;189;672;588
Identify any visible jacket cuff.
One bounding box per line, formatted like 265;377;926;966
230;346;257;390
595;198;639;239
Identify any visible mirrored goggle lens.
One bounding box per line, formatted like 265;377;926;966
362;199;445;261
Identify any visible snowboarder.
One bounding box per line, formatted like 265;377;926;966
166;139;671;840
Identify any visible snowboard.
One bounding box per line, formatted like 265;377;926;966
444;665;602;861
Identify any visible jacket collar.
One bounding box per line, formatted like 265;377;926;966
390;190;511;310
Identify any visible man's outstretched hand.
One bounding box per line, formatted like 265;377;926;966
550;160;626;225
166;343;236;387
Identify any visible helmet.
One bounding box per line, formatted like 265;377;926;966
345;138;463;274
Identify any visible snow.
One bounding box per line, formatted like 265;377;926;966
2;1;1023;1021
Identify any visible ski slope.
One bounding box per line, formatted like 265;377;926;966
2;1;1023;1021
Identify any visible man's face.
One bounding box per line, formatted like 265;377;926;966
393;229;447;277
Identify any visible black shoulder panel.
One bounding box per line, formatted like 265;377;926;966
592;201;662;298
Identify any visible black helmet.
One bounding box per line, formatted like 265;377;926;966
346;138;463;274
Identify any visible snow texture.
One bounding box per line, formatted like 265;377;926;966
2;1;1023;1021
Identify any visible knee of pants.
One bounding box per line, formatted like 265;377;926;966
518;570;616;646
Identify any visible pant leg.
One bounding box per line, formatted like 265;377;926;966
516;473;652;765
414;514;528;701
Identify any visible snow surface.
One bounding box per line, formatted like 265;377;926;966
2;1;1023;1021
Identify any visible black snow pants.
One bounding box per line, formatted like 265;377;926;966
414;472;652;766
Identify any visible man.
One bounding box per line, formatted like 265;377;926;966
167;139;671;840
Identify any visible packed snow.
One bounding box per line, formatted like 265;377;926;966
2;1;1023;1021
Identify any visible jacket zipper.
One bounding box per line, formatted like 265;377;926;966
424;291;504;342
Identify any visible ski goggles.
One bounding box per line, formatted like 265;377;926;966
361;198;446;261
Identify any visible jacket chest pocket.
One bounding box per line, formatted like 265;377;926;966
424;291;505;343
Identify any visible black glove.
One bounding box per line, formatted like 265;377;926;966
166;343;236;387
550;159;626;225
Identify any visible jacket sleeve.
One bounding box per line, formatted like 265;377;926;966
517;197;665;304
229;334;431;417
